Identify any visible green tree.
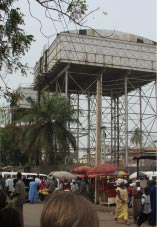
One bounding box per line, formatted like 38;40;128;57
0;0;34;71
13;92;79;165
0;0;87;100
130;128;143;147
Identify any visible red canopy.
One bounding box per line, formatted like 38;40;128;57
71;165;92;175
87;164;117;177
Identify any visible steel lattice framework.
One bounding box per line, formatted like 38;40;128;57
34;29;157;166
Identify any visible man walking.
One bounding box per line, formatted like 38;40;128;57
11;172;25;227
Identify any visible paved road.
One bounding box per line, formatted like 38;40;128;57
24;203;149;227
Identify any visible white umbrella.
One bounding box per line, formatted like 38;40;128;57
129;171;147;180
50;171;76;180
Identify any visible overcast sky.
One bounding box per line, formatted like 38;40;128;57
3;0;157;97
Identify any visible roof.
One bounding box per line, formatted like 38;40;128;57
133;155;157;160
65;29;156;45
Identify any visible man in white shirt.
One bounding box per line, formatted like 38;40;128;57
71;180;79;193
5;175;13;193
137;187;151;227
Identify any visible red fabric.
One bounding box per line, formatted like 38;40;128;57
71;166;92;174
40;179;46;190
87;164;117;177
63;183;70;190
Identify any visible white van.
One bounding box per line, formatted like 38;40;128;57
1;171;17;179
143;171;157;181
1;171;47;180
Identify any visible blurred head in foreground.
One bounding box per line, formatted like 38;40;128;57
40;191;99;227
0;207;22;227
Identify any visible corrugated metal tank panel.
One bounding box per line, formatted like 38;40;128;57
34;29;156;77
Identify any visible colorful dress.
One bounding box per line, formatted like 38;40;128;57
115;186;128;221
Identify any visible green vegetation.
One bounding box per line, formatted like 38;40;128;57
130;128;143;146
0;93;79;166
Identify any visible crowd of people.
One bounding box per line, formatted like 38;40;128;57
27;174;94;203
0;172;97;227
114;178;156;227
0;172;156;227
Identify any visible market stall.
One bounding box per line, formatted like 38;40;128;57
87;165;128;205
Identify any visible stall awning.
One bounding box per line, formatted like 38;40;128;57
71;165;92;175
87;164;117;177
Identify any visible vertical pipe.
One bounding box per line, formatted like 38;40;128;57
96;74;102;165
76;94;80;163
117;97;120;166
65;70;69;159
87;93;91;165
114;98;116;164
125;75;128;167
95;74;102;205
139;87;142;156
111;90;113;163
103;129;106;163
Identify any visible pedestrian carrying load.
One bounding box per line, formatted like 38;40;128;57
115;178;124;186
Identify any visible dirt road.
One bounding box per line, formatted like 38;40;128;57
24;203;149;227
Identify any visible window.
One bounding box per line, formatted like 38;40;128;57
79;29;87;35
137;38;144;43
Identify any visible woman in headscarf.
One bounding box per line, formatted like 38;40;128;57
114;178;130;225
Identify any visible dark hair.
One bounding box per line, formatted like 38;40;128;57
144;186;150;195
40;191;99;227
17;172;22;179
0;207;22;227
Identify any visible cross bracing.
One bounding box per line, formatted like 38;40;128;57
34;29;157;166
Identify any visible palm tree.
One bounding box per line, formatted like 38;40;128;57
130;128;143;147
13;92;79;165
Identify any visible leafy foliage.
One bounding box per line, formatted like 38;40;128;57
130;128;143;146
0;0;34;72
13;92;79;165
66;0;87;21
35;0;87;23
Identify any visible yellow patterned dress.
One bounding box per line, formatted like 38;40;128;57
115;186;128;221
